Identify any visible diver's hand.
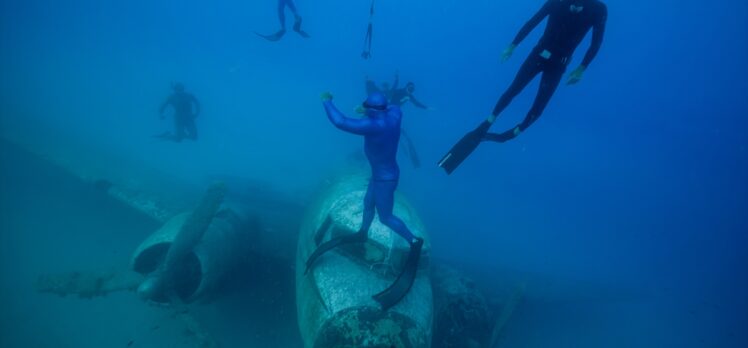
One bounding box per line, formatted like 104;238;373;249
567;65;585;85
501;44;516;63
320;92;333;102
354;105;366;114
486;114;497;123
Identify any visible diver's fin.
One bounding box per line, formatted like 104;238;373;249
314;215;333;246
304;231;367;275
255;29;286;42
401;130;421;169
372;237;424;310
437;121;491;175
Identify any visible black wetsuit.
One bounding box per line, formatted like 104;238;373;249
365;77;429;110
488;0;607;142
160;91;200;142
389;87;428;109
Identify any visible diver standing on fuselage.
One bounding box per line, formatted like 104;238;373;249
305;91;424;310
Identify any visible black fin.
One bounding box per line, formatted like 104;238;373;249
372;238;424;310
314;215;333;246
255;29;286;42
437;121;491;175
304;231;367;275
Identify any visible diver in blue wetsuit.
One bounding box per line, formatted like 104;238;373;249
305;91;424;310
256;0;310;41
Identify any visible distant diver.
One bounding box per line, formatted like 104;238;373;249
305;91;424;310
438;0;607;174
157;83;201;142
361;0;375;59
366;72;432;111
365;72;432;168
256;0;310;41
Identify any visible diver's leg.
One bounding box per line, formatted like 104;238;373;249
371;179;423;310
438;54;541;172
485;64;564;143
521;64;564;129
360;179;376;233
287;0;309;37
277;0;287;29
174;117;185;142
373;180;416;244
186;119;197;141
285;0;299;17
491;55;543;117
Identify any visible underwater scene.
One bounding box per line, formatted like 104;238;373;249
1;0;746;347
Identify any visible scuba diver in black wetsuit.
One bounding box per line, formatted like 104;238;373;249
158;83;201;142
439;0;607;174
305;91;424;310
256;0;310;41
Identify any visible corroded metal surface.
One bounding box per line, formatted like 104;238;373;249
431;265;491;348
131;203;248;303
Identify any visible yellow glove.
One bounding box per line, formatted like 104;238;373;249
567;66;586;85
321;92;333;101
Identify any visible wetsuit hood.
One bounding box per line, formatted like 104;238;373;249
363;91;388;111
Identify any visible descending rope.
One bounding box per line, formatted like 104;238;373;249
361;0;375;59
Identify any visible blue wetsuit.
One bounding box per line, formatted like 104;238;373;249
323;100;416;244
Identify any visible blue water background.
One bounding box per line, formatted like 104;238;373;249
1;0;746;347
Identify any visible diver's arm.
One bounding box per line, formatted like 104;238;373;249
391;73;400;90
580;4;607;68
323;101;383;135
512;0;552;46
191;94;201;117
159;97;171;116
408;95;428;109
